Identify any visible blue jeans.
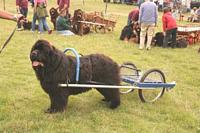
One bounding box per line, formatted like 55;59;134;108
20;7;28;17
31;13;38;31
38;17;50;32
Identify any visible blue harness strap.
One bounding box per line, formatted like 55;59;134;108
63;48;80;83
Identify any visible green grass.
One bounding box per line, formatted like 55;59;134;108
0;0;200;132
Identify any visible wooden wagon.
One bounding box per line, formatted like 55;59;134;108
177;25;200;44
72;9;117;35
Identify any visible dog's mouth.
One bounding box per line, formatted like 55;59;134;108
32;61;44;68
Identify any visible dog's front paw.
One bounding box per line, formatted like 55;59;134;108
44;108;57;113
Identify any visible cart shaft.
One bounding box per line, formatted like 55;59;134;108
58;82;176;90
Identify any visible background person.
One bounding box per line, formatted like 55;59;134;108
56;10;74;36
127;8;139;25
29;0;38;32
196;7;200;22
16;0;29;30
162;7;177;48
57;0;70;17
56;10;72;31
188;7;198;22
137;0;145;8
138;0;158;50
16;0;28;17
34;0;52;34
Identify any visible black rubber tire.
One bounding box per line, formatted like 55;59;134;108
138;69;166;103
120;62;138;94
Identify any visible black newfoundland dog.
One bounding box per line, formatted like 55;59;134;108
30;40;120;113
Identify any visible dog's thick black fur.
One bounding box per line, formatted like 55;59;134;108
153;32;164;47
23;21;38;30
120;24;134;40
153;32;188;48
176;38;188;48
49;7;59;30
30;40;120;113
120;23;140;43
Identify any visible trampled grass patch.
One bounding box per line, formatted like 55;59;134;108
0;0;200;132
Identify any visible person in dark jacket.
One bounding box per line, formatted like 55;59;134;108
56;10;71;31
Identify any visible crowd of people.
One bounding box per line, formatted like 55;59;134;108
188;7;200;22
121;0;181;50
14;0;71;34
0;0;198;50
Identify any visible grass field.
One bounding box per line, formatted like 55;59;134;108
0;0;200;132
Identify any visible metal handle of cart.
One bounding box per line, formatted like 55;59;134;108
63;48;80;83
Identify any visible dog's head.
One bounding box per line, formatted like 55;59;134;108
49;7;59;18
73;9;84;21
30;40;56;70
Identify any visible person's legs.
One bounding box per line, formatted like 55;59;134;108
163;30;171;48
23;8;28;18
20;7;28;17
139;23;147;49
19;8;28;30
171;28;177;48
42;17;52;34
31;13;37;31
42;17;50;31
38;18;44;33
17;7;26;29
146;23;155;50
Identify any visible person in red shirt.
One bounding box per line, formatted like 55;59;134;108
16;0;28;17
57;0;70;17
16;0;28;30
127;8;139;25
162;7;177;48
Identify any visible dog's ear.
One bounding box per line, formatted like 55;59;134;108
48;44;56;57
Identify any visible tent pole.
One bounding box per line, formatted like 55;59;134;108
83;0;85;6
105;0;108;14
3;0;6;10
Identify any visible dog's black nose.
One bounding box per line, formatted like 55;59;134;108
30;51;38;61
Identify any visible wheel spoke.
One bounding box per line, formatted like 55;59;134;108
120;62;139;94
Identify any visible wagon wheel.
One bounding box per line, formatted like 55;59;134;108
120;62;139;94
94;25;105;33
138;69;166;103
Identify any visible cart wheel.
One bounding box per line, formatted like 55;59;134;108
94;25;105;33
120;62;139;94
138;69;166;103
